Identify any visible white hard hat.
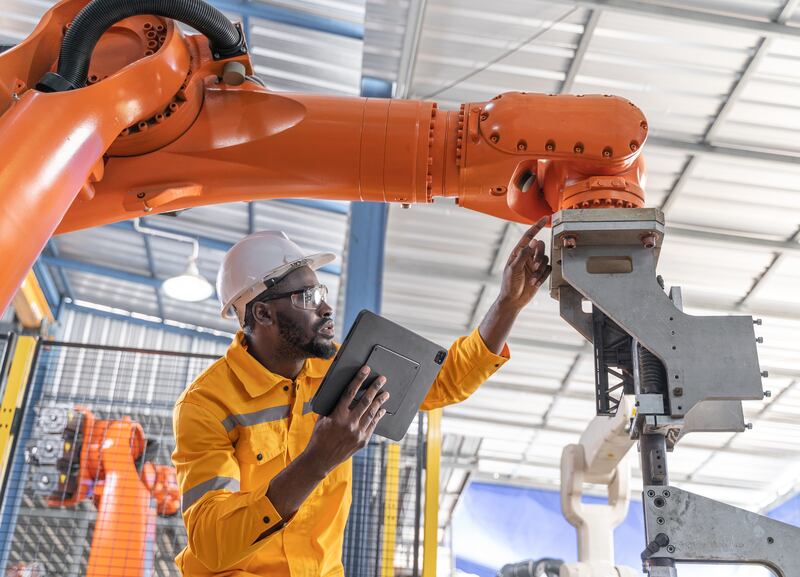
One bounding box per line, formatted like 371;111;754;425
217;231;336;325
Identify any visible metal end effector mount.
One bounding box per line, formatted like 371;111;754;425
641;485;800;577
550;208;764;446
549;208;800;577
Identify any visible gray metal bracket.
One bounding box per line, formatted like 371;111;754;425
552;209;763;425
642;485;800;577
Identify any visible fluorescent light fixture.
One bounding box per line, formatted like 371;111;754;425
162;257;214;302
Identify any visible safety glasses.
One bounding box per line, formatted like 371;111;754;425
257;284;328;310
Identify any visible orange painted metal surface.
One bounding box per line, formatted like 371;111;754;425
86;418;153;577
45;407;179;576
0;0;648;316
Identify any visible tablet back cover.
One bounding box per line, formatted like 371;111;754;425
311;310;448;441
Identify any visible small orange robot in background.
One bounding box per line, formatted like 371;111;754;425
28;406;179;577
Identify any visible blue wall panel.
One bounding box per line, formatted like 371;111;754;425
453;482;792;577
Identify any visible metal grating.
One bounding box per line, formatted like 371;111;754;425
0;338;220;576
343;423;427;577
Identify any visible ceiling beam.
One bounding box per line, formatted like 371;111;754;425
45;241;73;302
548;0;800;40
210;0;364;40
561;10;600;94
39;255;161;288
659;155;697;214
737;226;800;308
142;234;166;320
647;135;800;166
395;0;429;98
665;224;800;256
63;301;232;343
704;36;772;144
108;217;343;274
660;0;795;214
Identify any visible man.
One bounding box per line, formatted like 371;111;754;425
172;217;551;576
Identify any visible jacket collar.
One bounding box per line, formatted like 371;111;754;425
225;332;332;398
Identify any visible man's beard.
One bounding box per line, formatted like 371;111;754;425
276;311;336;360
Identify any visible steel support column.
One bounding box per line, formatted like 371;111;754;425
342;75;392;576
11;272;55;330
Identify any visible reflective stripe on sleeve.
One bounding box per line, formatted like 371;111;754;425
181;476;240;513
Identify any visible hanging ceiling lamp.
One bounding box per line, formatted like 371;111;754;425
161;254;214;302
133;219;215;303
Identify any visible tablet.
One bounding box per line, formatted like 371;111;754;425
311;310;448;441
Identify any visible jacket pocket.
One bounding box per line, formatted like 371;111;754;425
234;418;288;466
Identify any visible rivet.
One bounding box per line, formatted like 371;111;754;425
641;233;657;248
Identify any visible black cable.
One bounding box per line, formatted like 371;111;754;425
422;7;578;100
37;0;246;92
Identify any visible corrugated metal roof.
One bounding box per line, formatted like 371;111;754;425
50;200;349;335
365;0;800;513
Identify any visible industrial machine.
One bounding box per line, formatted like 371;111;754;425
0;0;795;575
549;208;796;577
26;406;179;577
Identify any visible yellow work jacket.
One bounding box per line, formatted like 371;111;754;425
172;327;509;576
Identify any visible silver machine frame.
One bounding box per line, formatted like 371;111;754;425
550;208;800;577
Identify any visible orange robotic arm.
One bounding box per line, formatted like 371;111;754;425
0;0;647;315
27;407;180;577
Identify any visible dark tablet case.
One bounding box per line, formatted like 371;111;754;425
311;310;448;441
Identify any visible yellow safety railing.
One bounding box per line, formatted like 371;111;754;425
422;408;442;577
0;336;38;486
381;442;401;577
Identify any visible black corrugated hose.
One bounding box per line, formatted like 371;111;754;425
37;0;246;92
497;558;564;577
